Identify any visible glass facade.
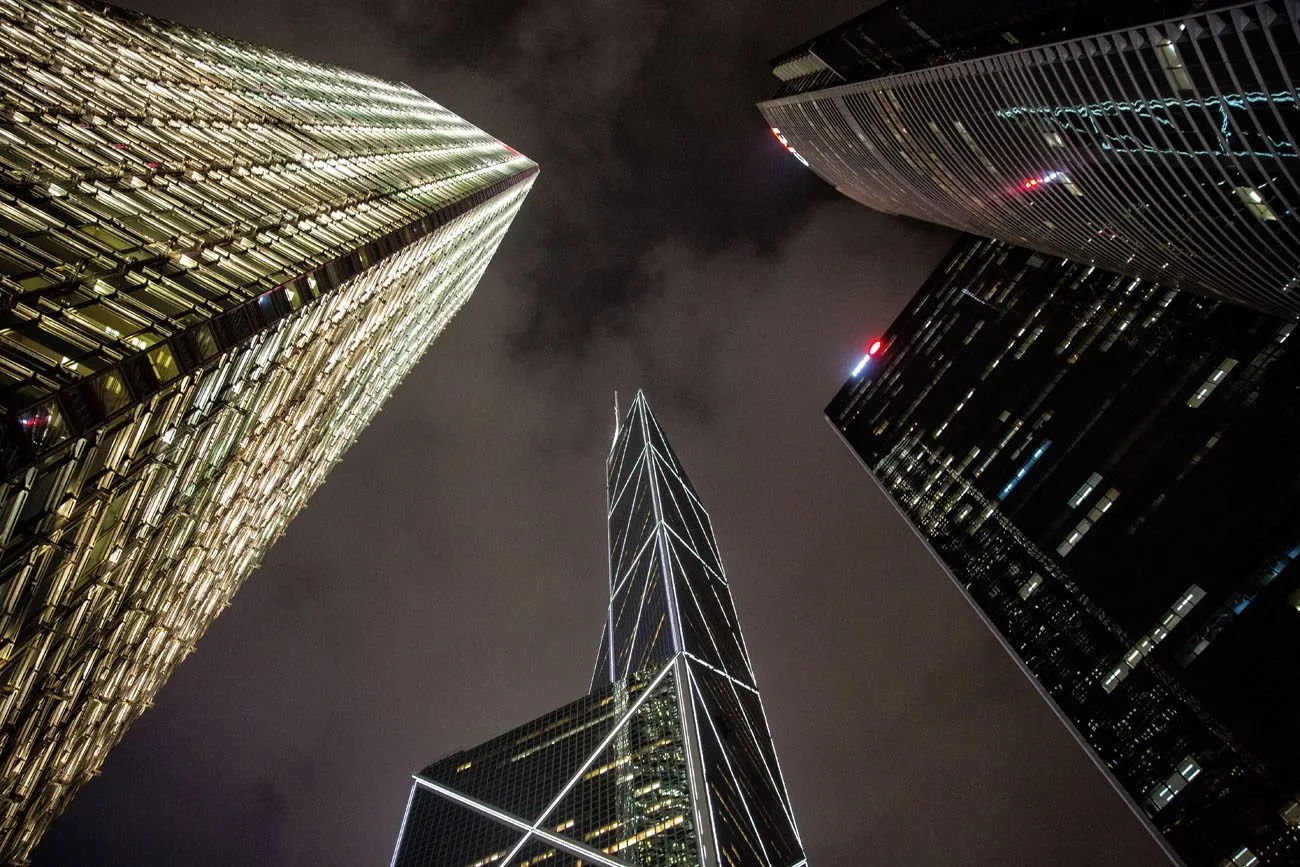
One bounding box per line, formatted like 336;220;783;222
759;0;1300;319
0;0;537;860
396;665;698;867
827;235;1300;867
393;394;806;867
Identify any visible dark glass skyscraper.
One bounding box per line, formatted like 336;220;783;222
827;235;1300;867
0;0;535;860
758;0;1300;319
391;392;806;867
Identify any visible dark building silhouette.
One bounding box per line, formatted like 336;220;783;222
759;0;1300;319
827;234;1300;867
391;393;806;867
0;0;535;859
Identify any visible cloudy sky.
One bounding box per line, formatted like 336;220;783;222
37;1;1170;865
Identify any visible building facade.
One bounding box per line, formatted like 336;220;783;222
0;0;536;859
827;235;1300;866
392;393;806;867
759;0;1300;319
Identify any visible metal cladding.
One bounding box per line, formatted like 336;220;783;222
0;0;536;859
392;393;807;867
760;0;1300;319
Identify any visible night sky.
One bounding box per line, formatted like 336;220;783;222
35;2;1171;865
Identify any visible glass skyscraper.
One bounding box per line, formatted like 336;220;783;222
391;392;806;867
0;0;535;860
758;0;1300;319
827;235;1300;867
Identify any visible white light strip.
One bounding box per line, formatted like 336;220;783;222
498;659;678;867
610;528;659;599
685;666;773;867
682;652;759;695
662;522;727;585
642;405;687;657
389;782;416;867
411;777;631;867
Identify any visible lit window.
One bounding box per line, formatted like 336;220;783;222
1147;755;1202;812
1018;573;1042;600
1219;847;1260;867
1235;186;1277;221
1188;359;1238;408
1068;473;1103;508
1156;38;1194;92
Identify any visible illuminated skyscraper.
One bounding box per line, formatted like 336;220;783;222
0;0;536;859
827;235;1300;867
391;392;806;867
758;0;1300;319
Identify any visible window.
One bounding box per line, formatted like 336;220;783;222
148;344;180;383
1104;585;1203;692
1219;847;1259;867
999;439;1051;499
1188;359;1238;408
17;401;70;450
1018;573;1042;600
1068;473;1102;508
1156;38;1194;92
1235;186;1277;221
1147;755;1201;813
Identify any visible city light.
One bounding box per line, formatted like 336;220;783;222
867;338;884;356
851;355;870;377
771;126;810;168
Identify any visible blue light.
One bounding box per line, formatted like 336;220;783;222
851;355;870;377
999;439;1052;499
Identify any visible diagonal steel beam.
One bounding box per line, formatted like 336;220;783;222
411;776;633;867
496;658;678;867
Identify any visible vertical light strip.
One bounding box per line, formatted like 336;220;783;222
388;782;417;867
640;395;688;657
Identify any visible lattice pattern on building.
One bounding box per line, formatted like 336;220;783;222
0;0;537;860
394;394;806;867
760;0;1300;319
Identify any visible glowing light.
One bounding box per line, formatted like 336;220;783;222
772;126;811;168
1022;171;1065;191
867;338;884;356
851;355;869;377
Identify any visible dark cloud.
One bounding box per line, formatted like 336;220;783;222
36;2;1172;866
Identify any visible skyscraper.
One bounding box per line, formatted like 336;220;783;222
0;0;535;859
391;392;806;867
827;234;1300;866
758;0;1300;319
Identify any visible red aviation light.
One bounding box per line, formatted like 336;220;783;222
867;338;884;356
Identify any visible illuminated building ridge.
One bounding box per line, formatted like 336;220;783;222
391;393;807;867
759;0;1300;319
0;0;537;860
